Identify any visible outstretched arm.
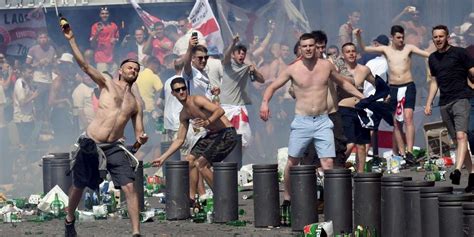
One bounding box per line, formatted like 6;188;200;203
355;28;385;54
410;44;430;58
152;112;189;167
62;24;107;88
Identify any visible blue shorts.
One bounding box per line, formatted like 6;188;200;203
288;114;335;158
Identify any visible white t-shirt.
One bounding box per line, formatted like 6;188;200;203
72;83;95;130
13;78;34;123
364;55;388;98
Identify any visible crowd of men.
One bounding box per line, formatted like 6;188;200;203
0;5;473;237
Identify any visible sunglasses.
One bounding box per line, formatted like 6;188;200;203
173;86;187;93
194;56;209;61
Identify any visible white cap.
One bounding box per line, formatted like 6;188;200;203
59;53;73;63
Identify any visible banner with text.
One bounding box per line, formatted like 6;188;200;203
0;7;46;57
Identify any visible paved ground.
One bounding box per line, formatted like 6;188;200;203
0;167;470;237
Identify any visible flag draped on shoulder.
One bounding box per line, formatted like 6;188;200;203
189;0;224;55
130;0;161;31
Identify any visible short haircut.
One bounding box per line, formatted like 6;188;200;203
299;33;316;42
164;54;179;65
192;45;208;55
170;77;186;90
391;25;405;36
37;30;48;37
341;42;356;51
120;58;140;68
165;25;178;34
432;25;449;35
311;30;328;44
146;56;161;67
174;59;184;71
232;44;247;53
293;41;300;55
328;44;339;51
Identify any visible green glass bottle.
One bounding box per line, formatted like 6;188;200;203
50;193;65;217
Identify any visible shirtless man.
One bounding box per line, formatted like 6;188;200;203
337;43;376;172
355;25;429;163
62;23;147;237
260;33;364;206
151;77;237;189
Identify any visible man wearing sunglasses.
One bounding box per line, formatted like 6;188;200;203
152;77;237;191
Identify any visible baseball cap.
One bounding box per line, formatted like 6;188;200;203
373;34;389;46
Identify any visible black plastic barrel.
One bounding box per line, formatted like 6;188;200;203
42;153;72;194
165;160;190;220
403;180;435;237
223;134;242;170
324;169;352;234
420;186;453;237
135;161;145;211
214;162;238;223
353;172;382;234
253;164;279;227
290;165;318;231
439;194;473;237
463;202;474;236
381;176;412;237
161;141;181;176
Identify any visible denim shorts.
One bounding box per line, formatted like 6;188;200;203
288;114;335;158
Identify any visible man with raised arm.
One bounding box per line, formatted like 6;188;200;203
260;33;365;207
62;22;147;237
355;25;429;164
151;77;237;189
425;25;474;189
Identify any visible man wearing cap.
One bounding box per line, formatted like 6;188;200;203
90;7;119;74
62;21;147;237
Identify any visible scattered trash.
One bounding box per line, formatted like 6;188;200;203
37;185;68;213
303;221;333;237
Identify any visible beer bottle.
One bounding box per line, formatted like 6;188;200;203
50;193;65;217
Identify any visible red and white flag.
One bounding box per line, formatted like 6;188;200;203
130;0;161;31
189;0;224;55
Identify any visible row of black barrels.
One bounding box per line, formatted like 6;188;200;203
42;152;474;235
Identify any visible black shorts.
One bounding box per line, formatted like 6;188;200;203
72;137;136;190
389;82;416;111
339;106;371;145
190;127;238;164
